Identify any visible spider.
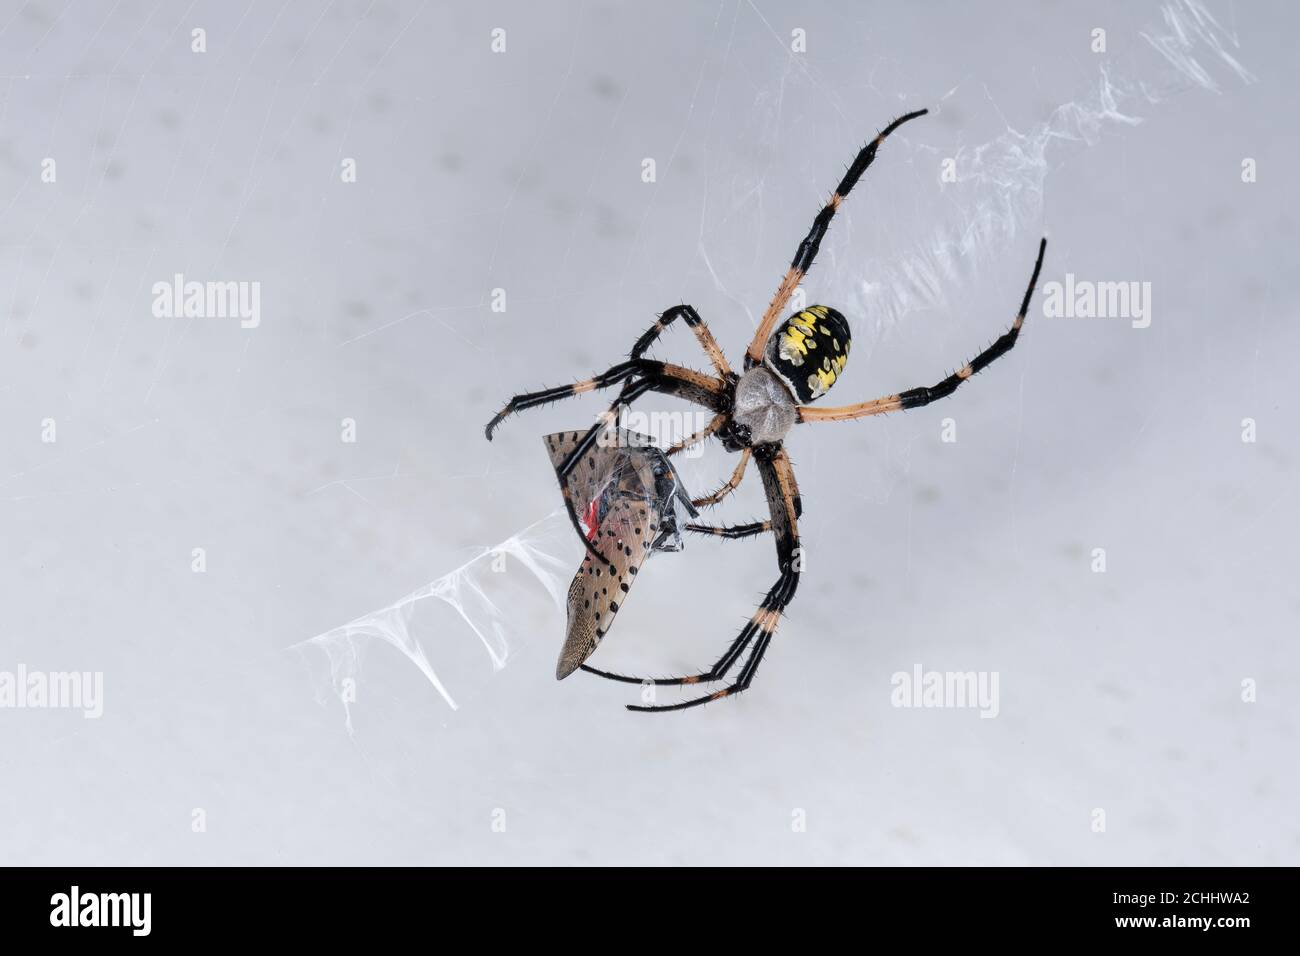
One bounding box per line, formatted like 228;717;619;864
485;108;1047;712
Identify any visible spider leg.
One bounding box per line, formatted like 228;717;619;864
580;560;789;688
624;563;796;710
628;446;800;710
665;412;725;457
685;519;771;539
623;634;779;712
632;305;732;379
690;448;751;508
797;238;1047;424
485;360;642;440
744;109;929;368
581;447;801;708
487;359;726;440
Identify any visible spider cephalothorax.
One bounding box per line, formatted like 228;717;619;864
486;107;1048;712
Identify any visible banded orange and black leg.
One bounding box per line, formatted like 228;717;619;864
744;109;929;368
796;238;1046;425
582;446;800;708
632;304;732;379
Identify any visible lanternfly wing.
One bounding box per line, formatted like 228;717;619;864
543;430;693;679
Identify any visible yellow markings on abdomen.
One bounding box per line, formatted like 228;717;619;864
778;307;830;367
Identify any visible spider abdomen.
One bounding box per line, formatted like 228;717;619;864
733;366;798;445
764;304;852;402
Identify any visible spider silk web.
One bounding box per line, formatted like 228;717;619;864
298;0;1254;732
295;511;572;729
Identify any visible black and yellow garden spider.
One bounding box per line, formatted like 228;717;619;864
486;109;1047;712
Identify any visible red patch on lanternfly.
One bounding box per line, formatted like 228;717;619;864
581;498;600;541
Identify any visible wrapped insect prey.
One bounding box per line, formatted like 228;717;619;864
543;429;698;679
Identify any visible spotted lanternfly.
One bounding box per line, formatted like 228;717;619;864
543;429;697;680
